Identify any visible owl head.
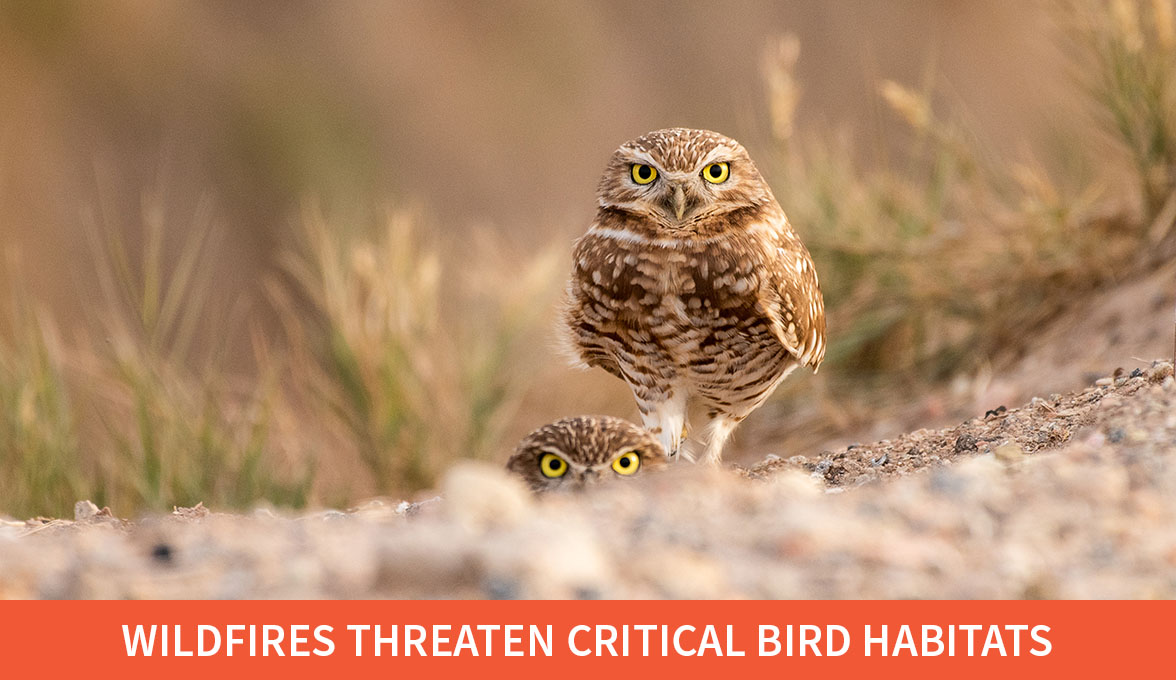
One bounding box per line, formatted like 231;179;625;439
507;416;668;493
595;128;775;235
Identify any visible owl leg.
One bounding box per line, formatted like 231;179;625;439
635;387;688;461
695;413;741;465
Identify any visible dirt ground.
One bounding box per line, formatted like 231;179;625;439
2;353;1173;599
738;259;1176;465
3;260;1174;599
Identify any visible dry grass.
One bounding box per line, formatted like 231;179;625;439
0;267;84;519
273;205;562;497
0;197;562;517
762;0;1176;389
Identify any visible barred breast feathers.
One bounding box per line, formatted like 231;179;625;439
567;210;825;373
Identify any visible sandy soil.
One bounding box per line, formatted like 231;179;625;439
738;260;1176;465
2;360;1173;599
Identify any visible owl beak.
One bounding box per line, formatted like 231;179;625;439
670;184;688;220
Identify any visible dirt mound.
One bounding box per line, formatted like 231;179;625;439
2;362;1173;599
746;361;1175;488
738;259;1176;466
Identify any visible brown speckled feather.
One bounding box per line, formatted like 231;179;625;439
507;416;667;492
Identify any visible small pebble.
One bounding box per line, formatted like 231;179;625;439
993;441;1026;464
984;405;1007;419
74;501;101;522
950;430;978;451
151;543;174;564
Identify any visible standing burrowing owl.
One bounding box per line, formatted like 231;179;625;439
562;128;825;464
507;416;668;492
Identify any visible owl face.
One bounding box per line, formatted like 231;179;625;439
596;128;775;234
507;416;668;493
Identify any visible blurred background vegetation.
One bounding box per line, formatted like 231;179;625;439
1;0;1173;518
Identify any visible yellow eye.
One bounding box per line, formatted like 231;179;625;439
611;451;641;476
631;164;658;185
539;453;568;478
702;162;729;184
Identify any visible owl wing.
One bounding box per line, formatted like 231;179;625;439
758;226;826;370
559;233;629;379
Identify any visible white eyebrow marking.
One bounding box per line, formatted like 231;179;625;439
621;149;659;166
700;146;736;166
537;447;590;472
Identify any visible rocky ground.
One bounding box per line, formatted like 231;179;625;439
2;361;1173;599
739;259;1176;466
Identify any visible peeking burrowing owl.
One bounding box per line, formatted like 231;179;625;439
562;128;825;464
507;416;668;492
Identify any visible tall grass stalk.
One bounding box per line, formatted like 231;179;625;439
277;206;560;496
1063;0;1176;258
763;10;1174;386
0;264;85;519
55;191;312;516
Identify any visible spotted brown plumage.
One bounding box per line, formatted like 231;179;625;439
561;128;826;463
507;415;668;493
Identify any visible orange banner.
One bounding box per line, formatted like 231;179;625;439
0;600;1168;678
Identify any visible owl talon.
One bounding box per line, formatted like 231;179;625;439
663;423;688;460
